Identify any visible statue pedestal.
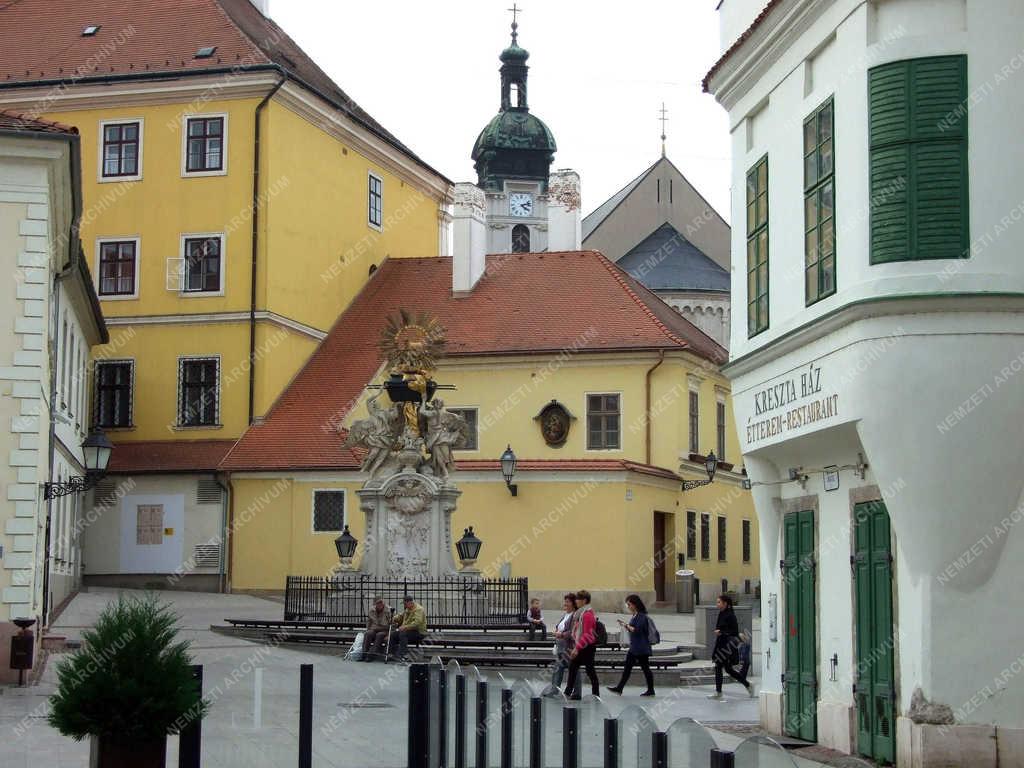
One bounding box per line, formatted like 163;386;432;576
358;470;461;580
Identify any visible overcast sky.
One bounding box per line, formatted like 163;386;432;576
270;0;733;223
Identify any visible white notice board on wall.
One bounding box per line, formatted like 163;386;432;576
119;494;185;574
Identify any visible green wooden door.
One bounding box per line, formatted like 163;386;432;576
783;509;817;741
854;501;896;764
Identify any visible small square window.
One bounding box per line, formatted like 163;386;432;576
178;357;219;427
185;116;225;173
101;121;141;179
587;393;620;450
313;490;346;532
448;408;479;451
195;46;217;59
98;240;137;296
82;25;100;36
368;173;383;228
94;360;133;428
182;236;222;293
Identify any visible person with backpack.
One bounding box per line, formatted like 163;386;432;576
708;593;754;699
564;589;601;700
607;594;656;697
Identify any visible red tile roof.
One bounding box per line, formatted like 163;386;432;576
0;0;441;178
702;0;783;93
108;439;237;473
220;251;726;471
0;109;77;135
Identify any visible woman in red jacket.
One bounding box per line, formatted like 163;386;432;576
564;589;600;700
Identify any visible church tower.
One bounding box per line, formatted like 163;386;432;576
462;13;579;256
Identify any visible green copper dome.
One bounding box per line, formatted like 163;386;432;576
500;43;529;63
472;110;556;156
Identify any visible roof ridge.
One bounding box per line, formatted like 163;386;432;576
208;0;276;67
590;250;690;350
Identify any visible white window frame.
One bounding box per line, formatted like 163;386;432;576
98;117;144;183
178;232;226;297
95;236;141;300
311;488;347;534
176;355;221;429
181;112;228;177
367;171;383;231
448;406;480;453
93;358;135;429
584;390;623;452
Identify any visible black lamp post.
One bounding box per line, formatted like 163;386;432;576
682;450;719;492
456;526;483;573
43;428;113;500
334;525;358;571
500;444;518;497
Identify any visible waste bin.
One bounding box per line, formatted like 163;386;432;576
675;569;695;613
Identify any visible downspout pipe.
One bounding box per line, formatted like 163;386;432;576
214;472;231;593
644;350;666;466
248;77;286;425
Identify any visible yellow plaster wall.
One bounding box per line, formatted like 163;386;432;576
45;99;259;318
261;102;442;334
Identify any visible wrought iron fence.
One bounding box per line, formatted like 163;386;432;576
283;575;529;627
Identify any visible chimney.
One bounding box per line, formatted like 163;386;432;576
248;0;270;16
452;182;487;294
547;169;582;251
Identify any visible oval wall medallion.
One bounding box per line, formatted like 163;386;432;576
535;400;573;447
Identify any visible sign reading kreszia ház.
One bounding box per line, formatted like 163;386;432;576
743;361;840;446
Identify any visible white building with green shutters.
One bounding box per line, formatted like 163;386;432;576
704;1;1024;765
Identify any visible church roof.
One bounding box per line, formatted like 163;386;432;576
0;0;447;183
472;110;556;156
618;223;730;293
581;159;658;241
219;251;726;471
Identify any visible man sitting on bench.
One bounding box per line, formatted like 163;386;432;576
361;596;393;662
392;595;427;661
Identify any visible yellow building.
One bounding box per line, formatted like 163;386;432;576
221;251;758;609
0;0;450;591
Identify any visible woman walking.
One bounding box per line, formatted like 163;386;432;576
607;594;655;697
564;590;600;700
708;593;754;700
543;593;577;696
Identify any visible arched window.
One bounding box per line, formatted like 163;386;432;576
511;224;530;253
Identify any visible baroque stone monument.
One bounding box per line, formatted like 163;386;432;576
341;310;471;580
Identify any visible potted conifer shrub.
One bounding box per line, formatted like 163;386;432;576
47;594;208;768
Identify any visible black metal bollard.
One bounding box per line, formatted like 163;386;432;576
651;731;668;768
603;717;619;768
500;688;514;768
408;664;430;768
178;664;203;768
529;697;544;768
710;747;736;767
562;706;579;768
455;674;467;768
476;680;489;768
298;664;313;768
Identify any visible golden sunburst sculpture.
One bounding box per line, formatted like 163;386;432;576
379;309;447;373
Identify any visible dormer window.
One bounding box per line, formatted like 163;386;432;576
82;25;100;36
195;46;217;59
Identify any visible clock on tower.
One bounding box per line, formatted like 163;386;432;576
509;192;534;217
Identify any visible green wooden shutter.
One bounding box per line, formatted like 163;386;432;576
869;56;968;263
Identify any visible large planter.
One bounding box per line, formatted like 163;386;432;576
90;735;167;768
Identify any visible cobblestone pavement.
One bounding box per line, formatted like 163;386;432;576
0;589;845;768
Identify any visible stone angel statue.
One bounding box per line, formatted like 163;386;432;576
420;398;469;479
342;391;401;479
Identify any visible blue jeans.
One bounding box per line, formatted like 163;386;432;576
551;656;569;687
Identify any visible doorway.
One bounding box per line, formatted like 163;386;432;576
653;512;668;602
854;500;896;764
783;508;817;742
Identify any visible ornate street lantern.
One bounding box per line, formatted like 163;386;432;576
44;428;114;499
456;526;483;570
682;450;720;492
500;444;518;497
334;525;358;571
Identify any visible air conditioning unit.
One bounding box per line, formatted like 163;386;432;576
166;257;185;291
